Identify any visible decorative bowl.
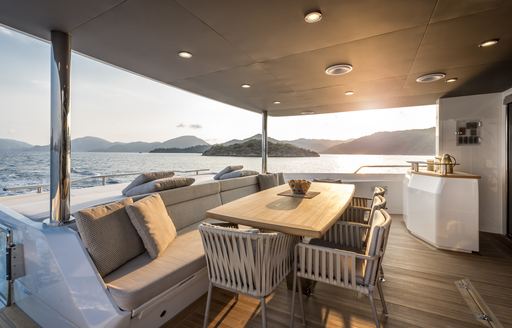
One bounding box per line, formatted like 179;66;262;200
288;179;312;194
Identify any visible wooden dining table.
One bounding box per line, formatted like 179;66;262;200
207;182;355;238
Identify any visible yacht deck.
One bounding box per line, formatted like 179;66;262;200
165;216;512;328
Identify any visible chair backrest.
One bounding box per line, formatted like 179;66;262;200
363;209;392;286
373;186;386;197
367;195;386;226
198;223;295;297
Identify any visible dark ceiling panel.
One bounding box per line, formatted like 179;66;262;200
0;0;124;40
431;0;504;23
176;0;436;61
72;0;253;81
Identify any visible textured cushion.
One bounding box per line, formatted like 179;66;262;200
75;198;145;277
126;194;177;258
213;165;243;180
257;173;278;190
124;177;195;197
104;222;206;310
219;170;258;180
220;185;259;204
277;172;285;185
158;181;220;207
167;194;222;230
122;171;175;195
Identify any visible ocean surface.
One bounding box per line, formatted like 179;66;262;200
0;151;430;196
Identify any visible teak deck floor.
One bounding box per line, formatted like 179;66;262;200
166;216;512;328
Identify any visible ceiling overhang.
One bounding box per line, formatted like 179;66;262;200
1;0;511;116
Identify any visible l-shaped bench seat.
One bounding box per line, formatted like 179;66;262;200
73;175;267;324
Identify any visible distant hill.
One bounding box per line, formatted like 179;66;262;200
222;134;280;146
203;139;319;157
284;138;351;153
28;135;210;153
150;145;211;153
0;138;32;151
324;128;435;155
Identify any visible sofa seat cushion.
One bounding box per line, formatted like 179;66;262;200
104;222;206;311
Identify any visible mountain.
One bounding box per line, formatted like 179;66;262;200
203;139;319;157
0;138;32;151
72;136;114;152
324;128;435;155
100;141;161;153
150;145;211;153
222;134;280;146
159;135;209;148
284;138;351;153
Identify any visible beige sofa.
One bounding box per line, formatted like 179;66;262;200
75;175;263;326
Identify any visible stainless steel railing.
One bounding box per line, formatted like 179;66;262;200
2;169;211;194
353;164;427;174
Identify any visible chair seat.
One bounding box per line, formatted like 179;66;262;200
104;222;206;311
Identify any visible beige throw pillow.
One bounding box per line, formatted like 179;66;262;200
75;198;145;277
124;176;195;197
126;194;177;258
122;171;175;195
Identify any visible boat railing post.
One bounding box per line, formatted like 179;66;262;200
49;31;72;225
262;110;268;174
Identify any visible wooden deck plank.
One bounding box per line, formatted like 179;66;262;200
165;216;512;328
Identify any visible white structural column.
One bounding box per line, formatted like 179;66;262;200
50;31;72;225
262;110;268;173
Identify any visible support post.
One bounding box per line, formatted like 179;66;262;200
262;111;268;173
49;31;71;225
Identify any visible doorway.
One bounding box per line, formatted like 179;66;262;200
507;103;512;237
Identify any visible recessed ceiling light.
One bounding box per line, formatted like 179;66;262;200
304;10;322;23
325;64;353;76
273;101;281;104
178;51;192;58
446;78;458;83
415;73;446;83
345;91;355;96
241;84;251;88
301;111;315;115
478;39;499;48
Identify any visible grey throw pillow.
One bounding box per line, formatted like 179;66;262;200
257;173;279;190
124;176;195;197
74;198;145;277
122;171;175;195
213;165;243;180
219;170;259;180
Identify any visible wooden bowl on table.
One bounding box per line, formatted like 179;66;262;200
288;179;312;194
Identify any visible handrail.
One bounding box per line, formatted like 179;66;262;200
353;164;427;174
2;169;211;193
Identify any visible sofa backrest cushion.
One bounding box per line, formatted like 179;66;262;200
74;198;145;277
257;173;279;190
159;181;222;230
126;194;177;259
219;176;259;204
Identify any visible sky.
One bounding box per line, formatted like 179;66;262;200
0;25;436;146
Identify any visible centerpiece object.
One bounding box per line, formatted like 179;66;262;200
288;179;312;195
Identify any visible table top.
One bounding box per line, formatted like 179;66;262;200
207;182;355;238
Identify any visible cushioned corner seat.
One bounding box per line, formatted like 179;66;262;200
103;222;206;311
219;175;259;204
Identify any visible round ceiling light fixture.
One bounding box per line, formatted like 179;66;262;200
273;101;281;104
345;91;355;96
178;51;192;59
241;84;251;88
478;39;499;48
446;78;458;83
304;10;322;23
325;64;353;76
415;72;446;83
301;111;315;115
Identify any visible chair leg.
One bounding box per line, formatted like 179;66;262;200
290;266;297;327
260;297;267;328
377;280;388;315
203;283;213;328
379;265;386;282
368;291;380;327
297;278;306;326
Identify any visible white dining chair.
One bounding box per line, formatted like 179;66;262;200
350;186;386;208
198;223;297;328
290;209;392;327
